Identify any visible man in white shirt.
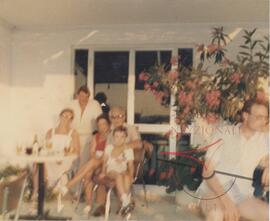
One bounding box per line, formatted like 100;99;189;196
199;99;269;221
69;86;102;167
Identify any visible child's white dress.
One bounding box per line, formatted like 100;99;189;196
105;144;134;173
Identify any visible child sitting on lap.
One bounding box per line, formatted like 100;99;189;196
99;126;134;214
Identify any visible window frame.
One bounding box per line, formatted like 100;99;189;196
72;43;196;154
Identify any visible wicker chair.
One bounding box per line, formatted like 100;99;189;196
0;171;28;220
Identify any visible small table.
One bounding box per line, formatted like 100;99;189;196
12;154;77;220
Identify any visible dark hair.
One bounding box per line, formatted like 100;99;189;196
242;99;269;115
96;114;111;125
95;92;107;104
241;99;269;122
77;85;90;95
113;126;128;137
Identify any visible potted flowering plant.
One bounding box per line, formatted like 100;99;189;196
139;27;269;194
139;27;269;131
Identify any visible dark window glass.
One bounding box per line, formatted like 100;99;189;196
178;48;193;69
94;52;129;83
74;49;88;93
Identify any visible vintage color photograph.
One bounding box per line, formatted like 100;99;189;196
0;1;269;221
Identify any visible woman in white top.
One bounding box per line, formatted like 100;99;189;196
45;108;80;186
32;108;80;198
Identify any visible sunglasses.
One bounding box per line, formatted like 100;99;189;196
61;113;73;119
110;114;125;120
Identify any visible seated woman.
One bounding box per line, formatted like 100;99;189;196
32;108;80;199
45;108;80;186
98;126;134;215
54;114;111;208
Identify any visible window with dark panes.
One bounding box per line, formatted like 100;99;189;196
74;49;88;93
94;52;129;83
178;48;193;69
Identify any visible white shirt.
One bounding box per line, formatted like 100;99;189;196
68;99;102;135
199;124;269;199
51;128;73;152
104;144;134;173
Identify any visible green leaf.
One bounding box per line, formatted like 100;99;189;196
240;45;249;49
239;52;250;56
251;41;258;50
250;28;257;37
245;39;251;44
260;44;266;51
244;30;249;36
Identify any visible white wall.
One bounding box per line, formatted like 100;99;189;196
0;21;12;160
7;23;268;151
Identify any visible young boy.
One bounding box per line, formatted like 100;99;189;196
99;126;134;214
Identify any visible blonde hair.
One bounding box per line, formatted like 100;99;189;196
59;108;74;120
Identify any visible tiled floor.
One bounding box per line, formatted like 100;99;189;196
19;185;204;221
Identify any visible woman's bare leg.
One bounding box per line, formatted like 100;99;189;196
66;158;101;189
84;181;94;206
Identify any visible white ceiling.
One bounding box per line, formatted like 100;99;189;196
0;0;268;29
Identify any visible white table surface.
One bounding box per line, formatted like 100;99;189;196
13;153;77;163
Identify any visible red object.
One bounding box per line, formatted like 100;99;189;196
160;172;167;180
95;133;107;151
167;167;174;178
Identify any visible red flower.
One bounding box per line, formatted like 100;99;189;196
183;106;190;114
159;172;167;180
153;81;159;88
186;92;194;105
139;72;149;81
168;71;178;80
191;167;196;174
230;72;241;84
167;167;174;178
207;44;218;54
185;80;196;90
178;91;187;104
144;83;151;90
178;91;193;106
164;130;172;138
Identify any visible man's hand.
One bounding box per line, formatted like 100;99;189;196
259;154;269;188
262;166;269;188
221;196;240;221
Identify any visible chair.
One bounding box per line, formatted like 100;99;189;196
94;140;153;220
0;171;28;221
133;140;153;207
